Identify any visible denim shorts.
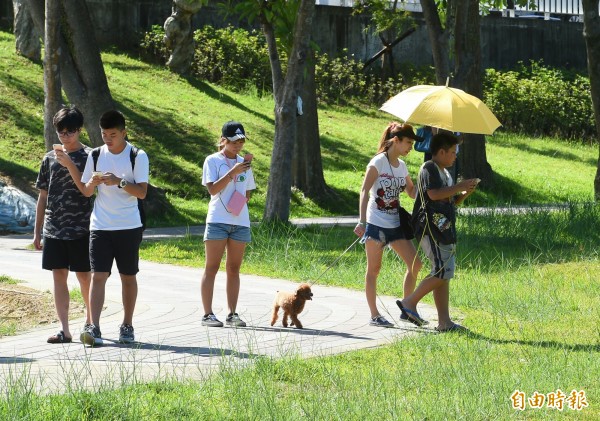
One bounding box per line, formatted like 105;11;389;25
420;235;456;280
204;223;251;243
361;223;406;247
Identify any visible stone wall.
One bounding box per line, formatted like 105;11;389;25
0;0;588;70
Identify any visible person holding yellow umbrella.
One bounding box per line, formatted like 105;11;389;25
396;132;480;332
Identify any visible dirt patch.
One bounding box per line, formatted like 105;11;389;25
0;284;85;337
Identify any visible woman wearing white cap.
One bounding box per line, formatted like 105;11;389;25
200;121;256;328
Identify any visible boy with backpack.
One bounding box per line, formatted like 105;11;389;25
396;132;479;332
79;110;149;346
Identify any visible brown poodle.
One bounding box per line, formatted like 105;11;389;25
270;283;313;329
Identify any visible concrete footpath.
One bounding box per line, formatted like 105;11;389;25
0;224;435;394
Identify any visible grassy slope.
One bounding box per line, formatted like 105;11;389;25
0;30;597;229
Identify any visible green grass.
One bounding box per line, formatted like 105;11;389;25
0;30;597;228
3;208;599;418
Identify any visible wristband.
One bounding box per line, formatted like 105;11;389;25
358;221;366;227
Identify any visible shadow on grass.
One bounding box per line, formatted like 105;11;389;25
183;77;274;126
474;171;557;206
0;81;44;141
461;329;599;353
491;137;597;167
0;158;38;196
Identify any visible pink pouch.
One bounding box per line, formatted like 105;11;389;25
226;190;247;216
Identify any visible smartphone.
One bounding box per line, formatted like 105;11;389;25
244;153;253;163
52;144;63;151
92;171;103;178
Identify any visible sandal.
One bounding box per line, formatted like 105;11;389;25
396;300;428;326
434;323;466;333
47;330;72;344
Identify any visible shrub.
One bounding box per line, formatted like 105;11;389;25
191;26;273;92
484;62;595;140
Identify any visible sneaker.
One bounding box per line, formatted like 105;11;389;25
225;313;247;327
369;315;393;327
119;324;135;344
202;313;223;327
80;324;103;347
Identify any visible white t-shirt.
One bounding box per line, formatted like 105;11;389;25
81;143;150;231
202;151;256;227
366;153;409;228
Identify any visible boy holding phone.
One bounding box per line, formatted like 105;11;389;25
397;132;480;332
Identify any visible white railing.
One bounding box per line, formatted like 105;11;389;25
315;0;592;16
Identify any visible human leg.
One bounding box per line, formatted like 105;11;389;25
51;268;71;338
75;271;92;325
364;239;384;318
224;239;247;314
119;274;137;325
433;281;454;330
389;239;422;299
201;239;227;315
89;272;109;326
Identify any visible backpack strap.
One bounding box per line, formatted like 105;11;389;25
91;147;101;171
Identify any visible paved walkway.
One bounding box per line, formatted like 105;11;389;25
0;232;435;394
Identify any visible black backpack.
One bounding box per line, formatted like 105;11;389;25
91;145;146;230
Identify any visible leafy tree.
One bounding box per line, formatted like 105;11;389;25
229;0;326;220
582;0;600;200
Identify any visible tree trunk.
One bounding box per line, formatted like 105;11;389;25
164;0;204;75
419;0;449;84
13;0;41;61
452;0;492;184
43;0;62;151
582;0;600;200
263;0;315;221
293;51;329;198
25;0;114;147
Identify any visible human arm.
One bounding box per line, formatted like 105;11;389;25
454;178;480;206
205;161;250;196
33;189;47;250
54;149;88;195
354;165;378;237
427;178;478;202
101;174;148;199
405;174;417;199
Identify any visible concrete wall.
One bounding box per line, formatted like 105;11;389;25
0;0;588;71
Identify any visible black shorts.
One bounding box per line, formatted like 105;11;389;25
89;228;143;275
42;236;91;272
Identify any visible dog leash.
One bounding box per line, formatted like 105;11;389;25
309;236;361;287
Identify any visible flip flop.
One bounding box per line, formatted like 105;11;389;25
396;300;427;327
47;330;72;344
434;323;465;333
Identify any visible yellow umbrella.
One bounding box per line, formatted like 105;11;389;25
380;84;501;135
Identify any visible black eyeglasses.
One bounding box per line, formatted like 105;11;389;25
56;130;78;137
